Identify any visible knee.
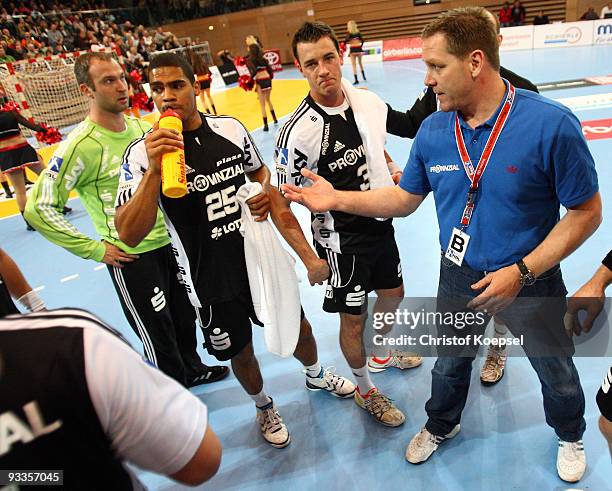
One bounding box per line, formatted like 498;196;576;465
599;415;612;442
546;379;582;399
299;316;313;341
537;361;581;398
232;341;255;364
341;314;365;337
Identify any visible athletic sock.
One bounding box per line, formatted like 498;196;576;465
353;74;359;85
305;361;322;378
250;389;272;408
271;109;277;123
263;116;269;131
352;364;375;394
361;70;366;81
212;104;217;115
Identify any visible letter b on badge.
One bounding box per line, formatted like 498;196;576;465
445;227;470;266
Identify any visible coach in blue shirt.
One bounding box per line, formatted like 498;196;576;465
281;7;602;484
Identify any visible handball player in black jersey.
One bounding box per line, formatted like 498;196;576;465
115;52;355;449
272;22;424;428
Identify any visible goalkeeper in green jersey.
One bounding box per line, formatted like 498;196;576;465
25;52;228;387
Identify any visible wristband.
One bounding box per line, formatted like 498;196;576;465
17;290;45;312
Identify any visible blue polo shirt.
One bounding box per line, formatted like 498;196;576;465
399;86;598;271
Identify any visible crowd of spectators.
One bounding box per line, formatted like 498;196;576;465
580;3;612;20
163;0;291;22
0;1;182;70
498;1;526;27
498;0;612;26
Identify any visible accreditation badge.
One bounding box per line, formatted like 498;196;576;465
445;227;470;266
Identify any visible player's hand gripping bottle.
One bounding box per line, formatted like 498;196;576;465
159;110;187;198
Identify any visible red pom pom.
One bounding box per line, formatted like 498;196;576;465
1;101;22;113
129;69;142;83
35;122;62;145
238;74;255;92
130;92;146;110
130;92;154;112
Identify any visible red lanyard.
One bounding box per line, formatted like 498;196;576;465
454;82;516;228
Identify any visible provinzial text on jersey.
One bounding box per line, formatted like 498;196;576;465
187;163;244;193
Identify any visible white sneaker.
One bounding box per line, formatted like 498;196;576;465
305;367;356;398
480;345;508;385
406;425;460;464
256;400;290;448
368;351;423;373
557;439;586;483
354;388;405;427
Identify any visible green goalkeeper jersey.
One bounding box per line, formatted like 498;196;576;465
25;116;169;262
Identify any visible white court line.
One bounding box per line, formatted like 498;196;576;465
60;274;79;283
32;285;45;292
93;264;105;271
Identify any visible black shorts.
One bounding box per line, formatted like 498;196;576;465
316;233;403;315
349;47;363;54
0;143;38;173
256;78;272;90
597;367;612;421
198;77;211;89
197;295;262;361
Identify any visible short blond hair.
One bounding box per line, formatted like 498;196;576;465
422;7;500;71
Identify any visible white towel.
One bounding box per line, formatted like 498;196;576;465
236;182;301;358
341;78;394;190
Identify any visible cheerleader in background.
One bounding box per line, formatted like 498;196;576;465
346;20;366;85
246;42;277;132
0;109;68;230
191;51;217;115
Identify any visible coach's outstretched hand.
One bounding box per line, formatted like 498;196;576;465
281;169;337;213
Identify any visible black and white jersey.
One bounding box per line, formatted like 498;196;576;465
117;113;264;304
0;275;18;317
0;308;208;490
274;94;393;254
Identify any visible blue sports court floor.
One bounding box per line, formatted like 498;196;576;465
1;44;611;490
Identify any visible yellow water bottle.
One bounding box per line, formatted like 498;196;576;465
159;109;187;198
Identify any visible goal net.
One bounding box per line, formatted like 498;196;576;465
0;43;212;140
0;50;117;139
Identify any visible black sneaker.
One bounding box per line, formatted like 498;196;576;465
263;124;269;132
61;206;72;215
188;365;230;387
